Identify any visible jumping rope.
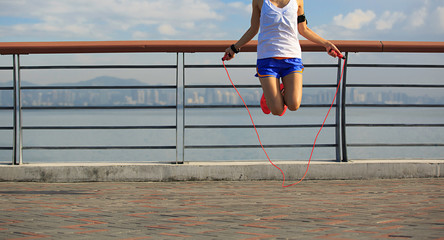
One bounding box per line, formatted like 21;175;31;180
222;50;345;188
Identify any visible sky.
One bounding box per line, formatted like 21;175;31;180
1;0;444;42
0;0;443;88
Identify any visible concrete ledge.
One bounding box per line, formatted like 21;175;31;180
0;160;442;183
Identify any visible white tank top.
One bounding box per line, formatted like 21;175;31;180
257;0;302;59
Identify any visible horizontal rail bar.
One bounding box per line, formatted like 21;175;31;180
184;84;338;88
0;147;13;150
184;64;338;69
185;84;260;88
0;127;13;130
185;105;260;109
380;41;444;52
0;107;13;110
24;146;176;150
185;64;255;69
348;64;444;68
185;104;336;108
185;124;336;129
23;126;176;130
0;87;13;90
21;85;177;90
21;106;176;110
348;143;444;147
347;124;444;127
2;40;444;55
346;84;444;88
185;144;336;149
20;65;177;70
0;67;13;70
346;104;444;108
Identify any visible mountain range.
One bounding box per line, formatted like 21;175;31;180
0;76;150;87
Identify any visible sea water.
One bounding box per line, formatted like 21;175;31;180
0;107;443;163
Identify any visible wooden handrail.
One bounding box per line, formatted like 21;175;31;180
1;40;443;55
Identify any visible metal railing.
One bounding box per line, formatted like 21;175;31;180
3;54;180;165
341;58;444;161
0;64;14;156
183;58;343;162
1;40;443;165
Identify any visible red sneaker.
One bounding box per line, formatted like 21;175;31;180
260;83;287;116
260;92;271;114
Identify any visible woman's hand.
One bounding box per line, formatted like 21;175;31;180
224;47;236;61
325;42;342;58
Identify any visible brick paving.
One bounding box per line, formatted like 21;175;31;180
0;178;442;240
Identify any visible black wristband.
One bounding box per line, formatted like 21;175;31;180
231;44;240;54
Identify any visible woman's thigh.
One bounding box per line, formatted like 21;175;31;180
259;77;285;114
282;72;303;111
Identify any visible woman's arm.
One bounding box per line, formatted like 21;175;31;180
297;0;341;58
224;0;261;61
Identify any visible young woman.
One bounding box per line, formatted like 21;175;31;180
224;0;342;116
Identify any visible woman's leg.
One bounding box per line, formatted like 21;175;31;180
282;72;303;111
259;77;286;115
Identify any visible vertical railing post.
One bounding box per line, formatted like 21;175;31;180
175;52;185;164
175;52;179;164
12;55;16;165
335;56;342;162
181;53;186;163
12;54;23;165
340;52;349;162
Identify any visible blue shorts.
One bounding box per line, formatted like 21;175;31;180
255;58;304;79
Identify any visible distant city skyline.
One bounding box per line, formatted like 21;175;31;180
0;76;441;107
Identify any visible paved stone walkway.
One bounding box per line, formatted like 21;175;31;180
0;178;443;240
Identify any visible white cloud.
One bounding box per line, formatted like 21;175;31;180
376;11;406;30
228;2;251;14
411;7;428;28
158;24;178;36
324;2;442;40
181;22;196;30
333;9;376;30
0;0;223;40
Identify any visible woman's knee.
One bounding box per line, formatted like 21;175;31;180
271;107;285;116
268;100;286;115
287;100;301;111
